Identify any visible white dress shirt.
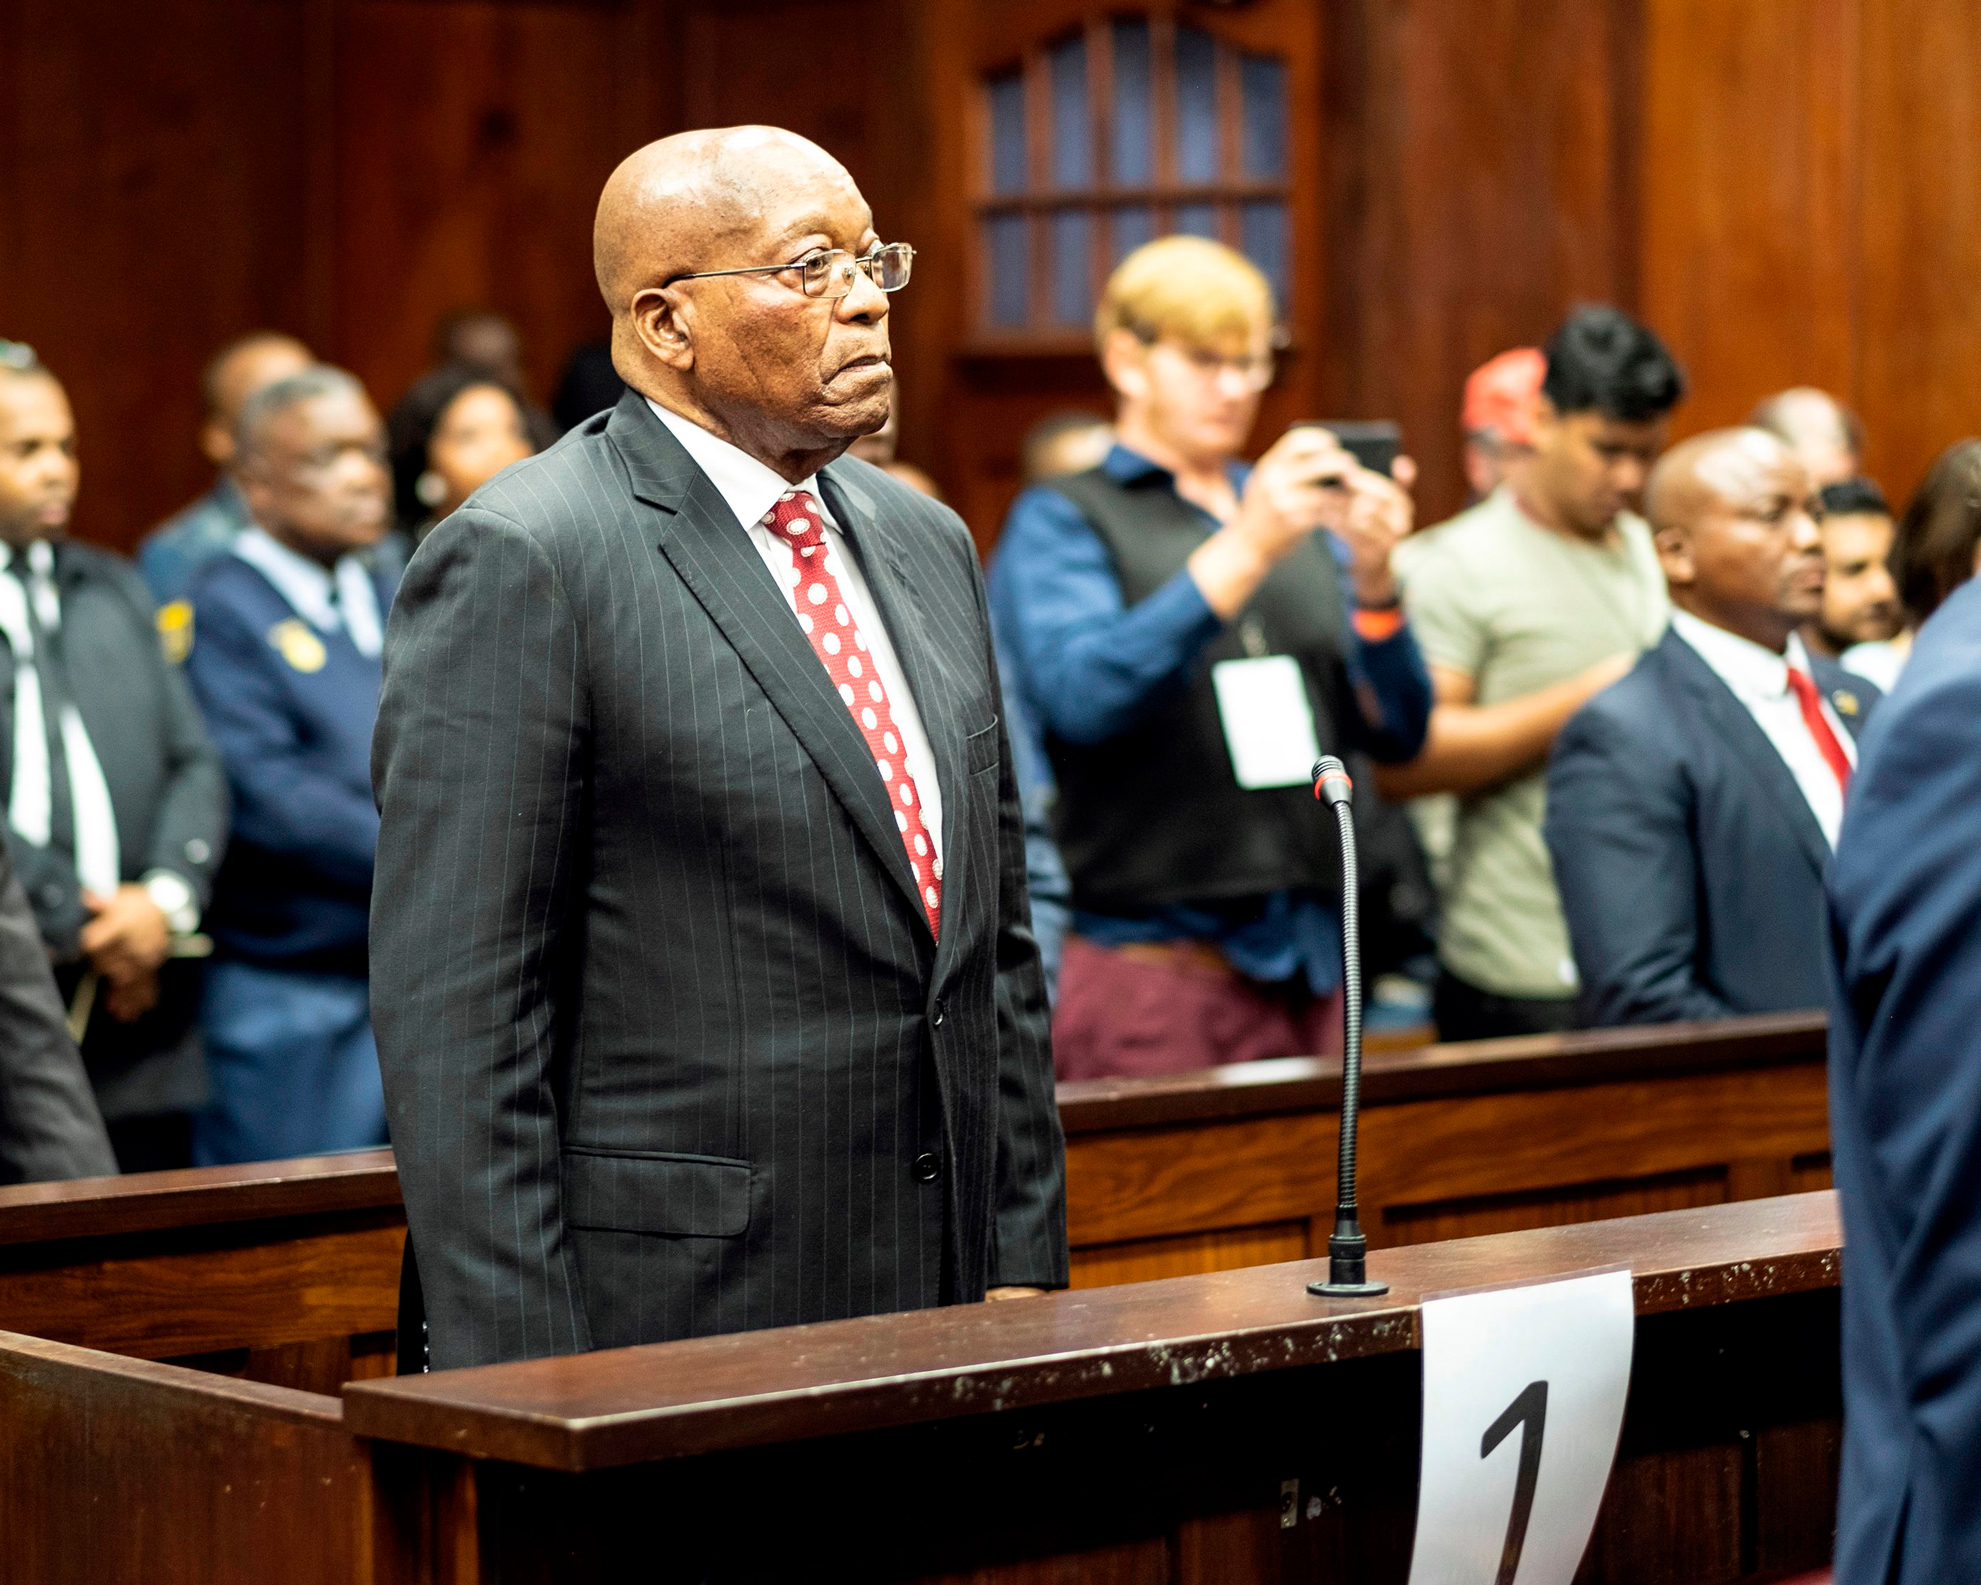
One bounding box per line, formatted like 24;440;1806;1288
232;526;385;658
1670;609;1857;848
648;400;944;865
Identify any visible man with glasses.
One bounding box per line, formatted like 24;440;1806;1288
371;126;1066;1370
988;236;1431;1079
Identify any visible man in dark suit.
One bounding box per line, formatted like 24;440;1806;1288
0;841;115;1183
0;342;229;1170
1545;427;1874;1025
372;127;1067;1370
1827;575;1981;1585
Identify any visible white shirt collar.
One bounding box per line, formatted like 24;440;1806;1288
1669;608;1813;700
646;399;836;533
233;526;384;658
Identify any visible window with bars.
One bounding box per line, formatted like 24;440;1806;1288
979;16;1289;337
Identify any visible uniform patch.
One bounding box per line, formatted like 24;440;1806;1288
157;599;194;665
1832;689;1861;717
269;618;327;674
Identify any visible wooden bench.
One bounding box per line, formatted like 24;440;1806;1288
0;1011;1829;1389
0;1192;1845;1583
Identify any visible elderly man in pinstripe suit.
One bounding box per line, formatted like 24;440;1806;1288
371;126;1067;1370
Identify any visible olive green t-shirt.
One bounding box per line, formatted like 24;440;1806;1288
1394;487;1668;1000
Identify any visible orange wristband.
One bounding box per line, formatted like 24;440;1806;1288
1352;605;1407;643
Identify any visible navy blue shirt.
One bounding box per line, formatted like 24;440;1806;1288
986;444;1431;993
185;554;398;972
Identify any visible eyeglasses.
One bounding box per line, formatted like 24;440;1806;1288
1136;329;1277;393
668;243;915;300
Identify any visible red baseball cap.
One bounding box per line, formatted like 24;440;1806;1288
1463;348;1544;444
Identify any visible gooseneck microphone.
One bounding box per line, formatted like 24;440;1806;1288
1308;755;1390;1298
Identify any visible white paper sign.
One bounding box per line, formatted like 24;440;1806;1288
1405;1268;1634;1585
1210;655;1322;789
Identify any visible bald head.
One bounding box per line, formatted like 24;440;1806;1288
1748;386;1861;487
590;125;895;484
594;127;855;314
1650;427;1825;651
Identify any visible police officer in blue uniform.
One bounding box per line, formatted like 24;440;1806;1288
185;366;400;1165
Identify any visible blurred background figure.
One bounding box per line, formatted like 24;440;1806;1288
1021;410;1113;486
138;332;313;605
1803;477;1902;669
432;308;523;389
551;338;624;433
0;839;116;1183
1749;386;1864;489
1850;438;1981;691
0;342;229;1172
1386;305;1684;1042
846;389;944;499
388;362;538;543
1460;348;1543;502
185;367;397;1166
1547;427;1873;1027
991;237;1429;1079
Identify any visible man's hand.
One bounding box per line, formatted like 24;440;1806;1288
985;1286;1047;1301
79;885;173;986
1332;464;1415;608
103;966;161;1023
1231;426;1359;561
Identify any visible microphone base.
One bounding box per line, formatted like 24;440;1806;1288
1307;1276;1391;1299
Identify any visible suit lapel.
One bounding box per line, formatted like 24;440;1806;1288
1658;629;1831;878
818;461;972;971
609;396;928;933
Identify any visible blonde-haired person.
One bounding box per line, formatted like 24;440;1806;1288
985;236;1431;1080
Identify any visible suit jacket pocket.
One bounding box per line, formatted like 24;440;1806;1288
965;718;1000;775
564;1148;752;1238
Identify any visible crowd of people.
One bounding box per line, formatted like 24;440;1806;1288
2;223;1977;1181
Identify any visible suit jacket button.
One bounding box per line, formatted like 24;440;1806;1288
930;1000;945;1028
912;1151;942;1183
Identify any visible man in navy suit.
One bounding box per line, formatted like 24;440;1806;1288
184;367;399;1164
1545;428;1875;1025
1828;574;1981;1583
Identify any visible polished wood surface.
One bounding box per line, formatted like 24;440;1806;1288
0;1192;1842;1582
343;1190;1840;1470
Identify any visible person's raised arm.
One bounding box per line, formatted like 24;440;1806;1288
1374;655;1633;799
369;507;593;1369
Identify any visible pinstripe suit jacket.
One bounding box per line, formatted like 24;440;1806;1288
371;391;1067;1370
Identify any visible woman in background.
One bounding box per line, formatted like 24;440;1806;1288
388;365;537;543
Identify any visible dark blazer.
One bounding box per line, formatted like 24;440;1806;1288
0;841;115;1183
186;553;398;975
371;391;1068;1371
1827;579;1981;1585
0;541;228;1119
1544;625;1874;1025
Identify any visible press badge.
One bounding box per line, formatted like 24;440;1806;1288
1211;654;1323;789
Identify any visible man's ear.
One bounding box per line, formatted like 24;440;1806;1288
201;418;235;470
1099;328;1147;404
1654;522;1694;588
629;286;695;373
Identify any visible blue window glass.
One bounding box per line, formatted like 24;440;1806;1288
1240;54;1286;181
987;214;1030;327
1175;26;1219;183
1112;204;1156;262
1174;202;1218;239
1051;211;1092;325
1240;201;1288;306
1111;21;1153;186
989;71;1026;195
1049;36;1090;189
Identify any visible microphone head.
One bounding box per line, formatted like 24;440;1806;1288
1312;755;1354;807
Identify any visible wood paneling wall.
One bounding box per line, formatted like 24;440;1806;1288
1;0;1977;552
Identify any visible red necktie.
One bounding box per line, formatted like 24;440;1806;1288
765;489;941;938
1786;667;1852;792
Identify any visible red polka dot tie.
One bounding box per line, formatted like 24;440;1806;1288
766;489;942;939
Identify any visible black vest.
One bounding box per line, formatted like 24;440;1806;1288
1042;466;1351;914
